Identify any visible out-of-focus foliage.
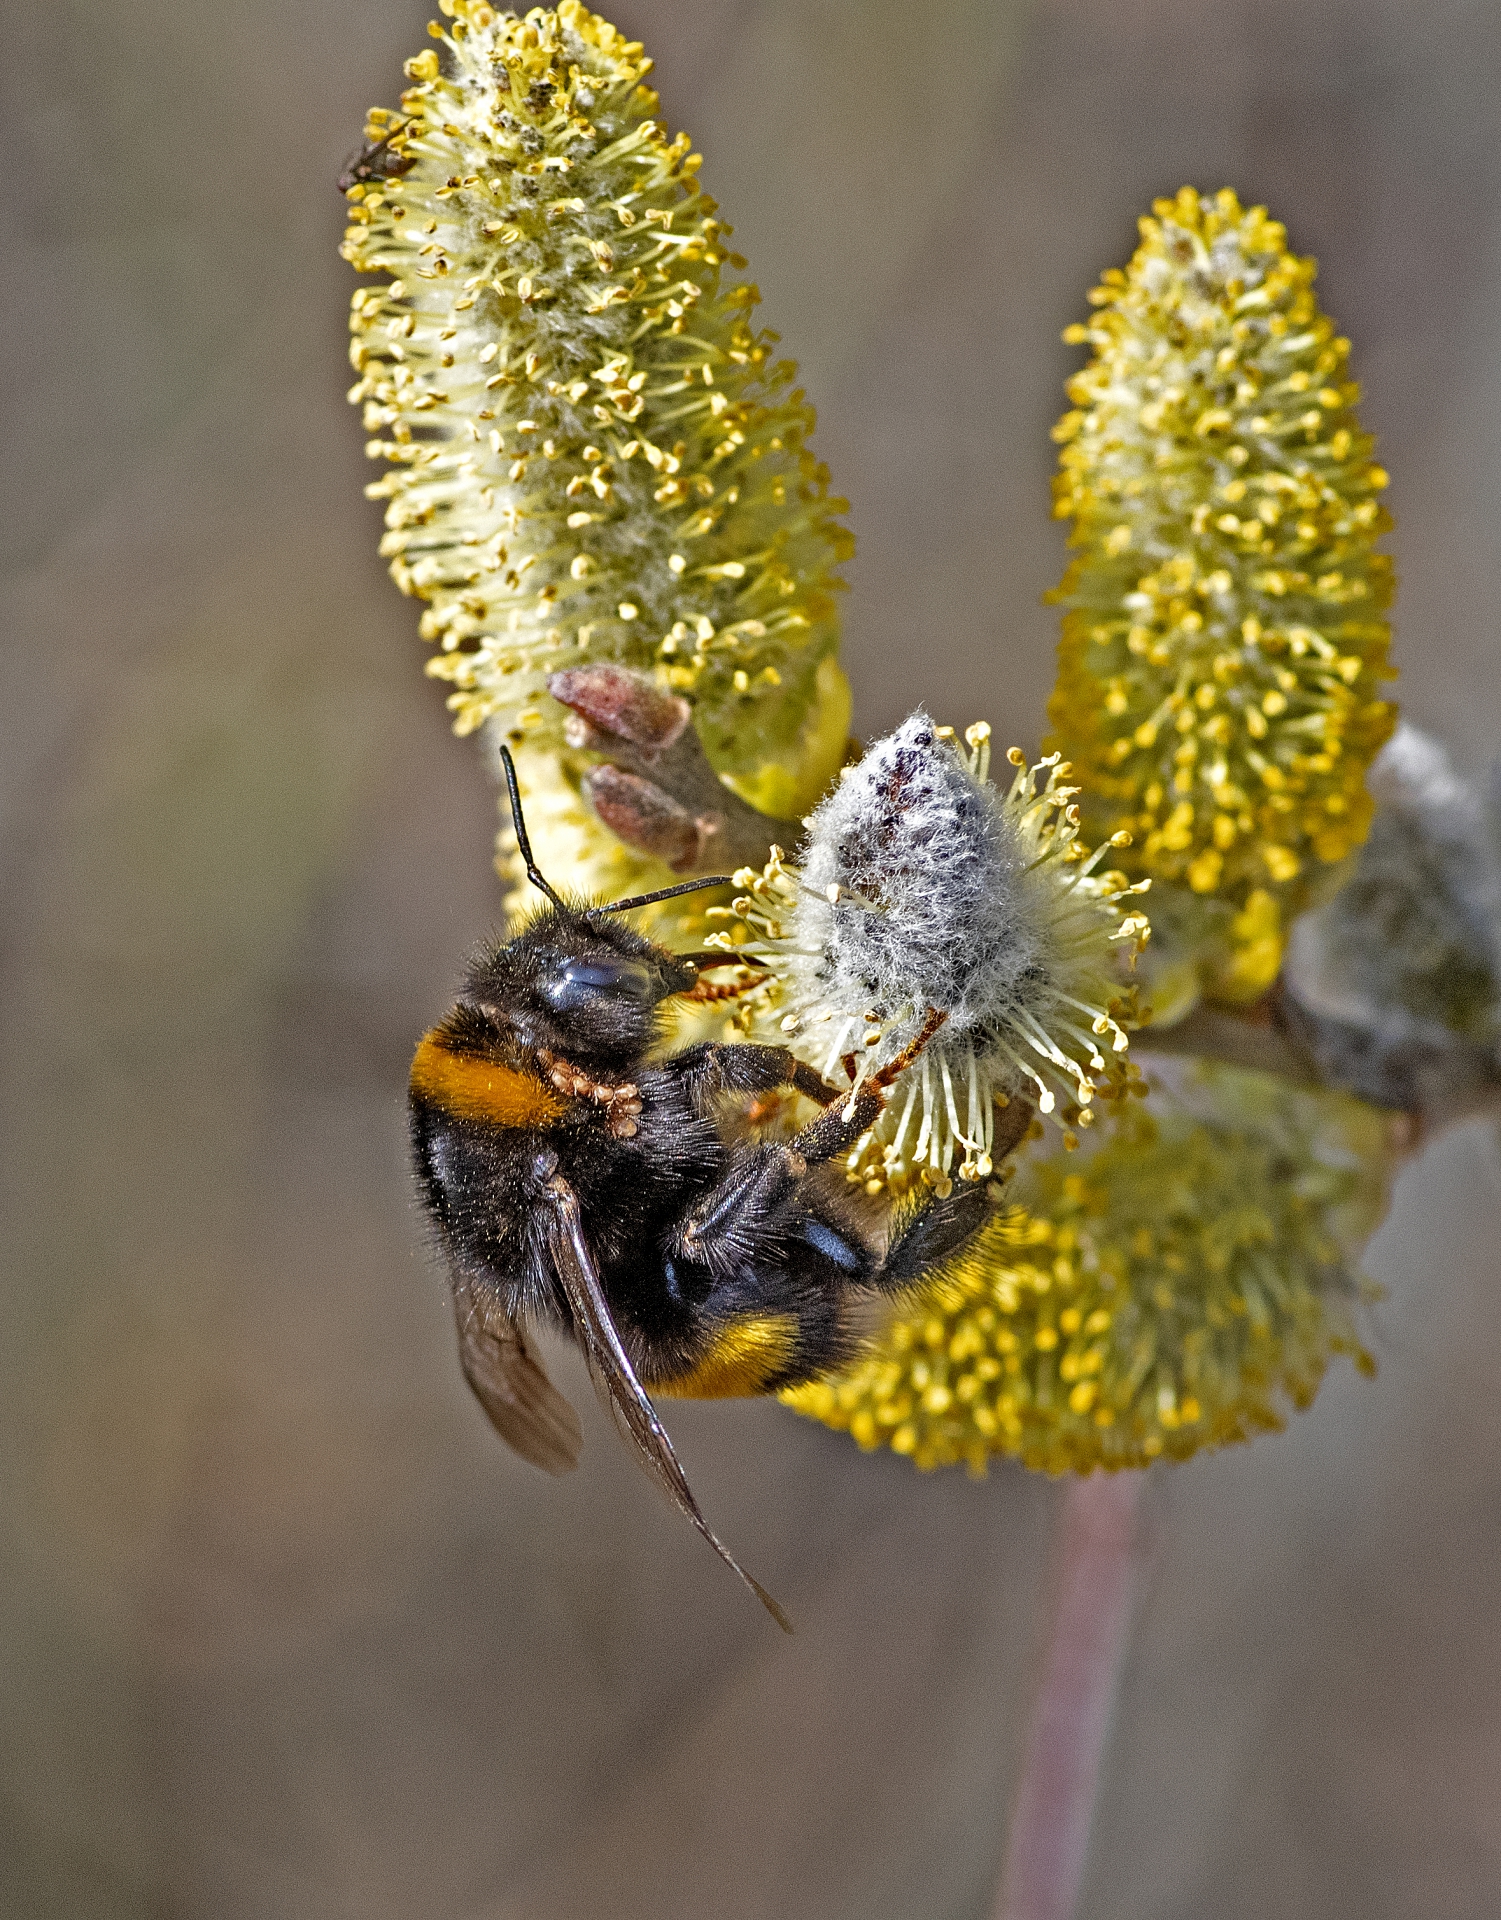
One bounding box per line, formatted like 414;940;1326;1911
1284;724;1501;1118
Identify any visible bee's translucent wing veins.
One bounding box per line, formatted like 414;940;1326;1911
452;1273;583;1475
540;1173;793;1633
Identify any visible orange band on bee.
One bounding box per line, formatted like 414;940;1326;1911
410;1033;566;1130
648;1313;799;1399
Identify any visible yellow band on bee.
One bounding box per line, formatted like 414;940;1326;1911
410;1032;565;1130
650;1314;800;1400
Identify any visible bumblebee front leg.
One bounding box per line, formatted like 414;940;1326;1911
673;1042;842;1112
786;1085;884;1168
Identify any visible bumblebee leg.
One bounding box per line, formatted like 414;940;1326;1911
540;1171;792;1632
879;1184;992;1288
675;1042;843;1110
787;1085;884;1166
677;1144;803;1259
675;1086;884;1263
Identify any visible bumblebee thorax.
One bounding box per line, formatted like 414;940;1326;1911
537;1048;644;1140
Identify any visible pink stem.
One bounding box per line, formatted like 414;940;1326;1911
993;1471;1145;1920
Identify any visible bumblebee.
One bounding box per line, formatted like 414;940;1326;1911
409;749;991;1627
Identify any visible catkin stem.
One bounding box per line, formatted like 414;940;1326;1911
992;1473;1145;1920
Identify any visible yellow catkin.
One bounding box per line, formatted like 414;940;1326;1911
1046;187;1396;1001
342;0;853;821
781;1064;1393;1473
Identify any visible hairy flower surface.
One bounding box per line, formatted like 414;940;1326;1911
719;714;1149;1188
342;0;853;815
1047;187;1396;1000
1283;725;1501;1114
1293;725;1501;1043
782;1063;1391;1473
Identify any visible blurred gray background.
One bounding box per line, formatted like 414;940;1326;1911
5;1;1501;1915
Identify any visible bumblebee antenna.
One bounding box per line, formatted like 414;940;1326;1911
500;744;733;916
604;875;734;914
499;744;569;913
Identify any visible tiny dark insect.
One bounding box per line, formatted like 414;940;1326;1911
338;125;415;195
409;748;992;1627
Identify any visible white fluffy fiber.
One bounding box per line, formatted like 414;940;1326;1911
727;709;1143;1174
1287;723;1501;1051
792;713;1046;1039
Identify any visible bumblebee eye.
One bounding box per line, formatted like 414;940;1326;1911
537;957;657;1012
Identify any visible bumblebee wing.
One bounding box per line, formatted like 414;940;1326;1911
452;1273;583;1476
539;1172;792;1633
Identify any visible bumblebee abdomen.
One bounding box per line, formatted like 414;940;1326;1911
646;1314;802;1400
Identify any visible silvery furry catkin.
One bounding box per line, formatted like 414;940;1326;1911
797;715;1052;1034
1283;724;1501;1118
722;713;1148;1189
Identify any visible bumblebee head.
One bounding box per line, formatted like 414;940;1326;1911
463;907;698;1068
461;747;734;1068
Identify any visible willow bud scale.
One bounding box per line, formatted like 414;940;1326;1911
1047;187;1396;998
342;0;853;807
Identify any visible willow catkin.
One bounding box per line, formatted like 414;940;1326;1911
342;0;854;825
1047;187;1396;1000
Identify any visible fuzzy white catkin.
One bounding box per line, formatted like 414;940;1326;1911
725;712;1146;1182
1288;725;1501;1048
794;713;1044;1035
